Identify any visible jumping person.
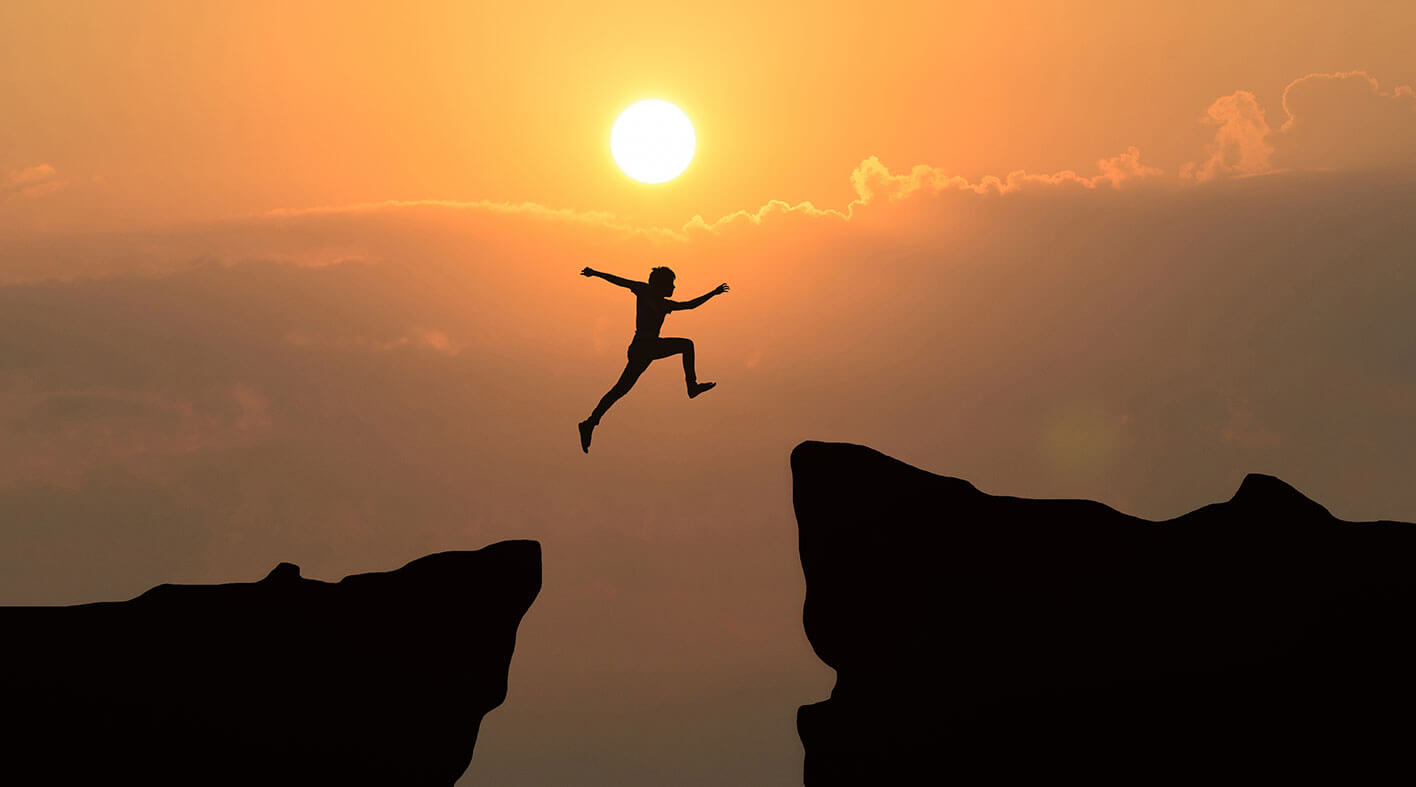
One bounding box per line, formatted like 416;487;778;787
578;266;730;453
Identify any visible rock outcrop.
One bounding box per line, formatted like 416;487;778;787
793;441;1416;784
1;540;541;786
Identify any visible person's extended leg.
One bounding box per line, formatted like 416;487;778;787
655;338;715;398
580;357;650;452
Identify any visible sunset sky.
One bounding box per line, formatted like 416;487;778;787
3;2;1415;784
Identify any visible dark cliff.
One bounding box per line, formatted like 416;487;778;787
2;539;541;786
793;441;1416;784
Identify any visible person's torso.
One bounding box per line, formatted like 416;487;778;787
634;293;669;339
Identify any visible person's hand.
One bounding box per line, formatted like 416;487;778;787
713;283;730;295
581;267;595;277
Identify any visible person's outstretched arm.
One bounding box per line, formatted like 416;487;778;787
668;283;730;311
581;267;643;291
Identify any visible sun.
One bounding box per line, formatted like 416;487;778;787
611;100;695;184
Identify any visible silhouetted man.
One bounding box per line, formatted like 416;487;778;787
578;266;730;453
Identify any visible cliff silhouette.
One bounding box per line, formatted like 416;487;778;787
792;441;1416;784
1;540;540;786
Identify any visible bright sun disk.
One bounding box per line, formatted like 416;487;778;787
611;100;695;184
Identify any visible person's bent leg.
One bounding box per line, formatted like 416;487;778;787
654;338;698;386
657;337;715;398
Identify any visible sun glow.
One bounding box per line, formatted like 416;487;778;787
611;100;696;184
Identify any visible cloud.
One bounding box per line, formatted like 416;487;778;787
283;327;460;355
1274;71;1416;171
0;383;271;488
1094;146;1166;185
686;146;1163;237
2;164;63;200
0;196;691;284
265;198;687;244
1181;91;1273;181
1185;71;1416;179
851;145;1164;202
682;198;849;237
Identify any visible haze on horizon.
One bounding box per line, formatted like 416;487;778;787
3;2;1415;784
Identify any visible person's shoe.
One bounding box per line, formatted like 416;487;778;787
578;420;595;453
688;381;717;399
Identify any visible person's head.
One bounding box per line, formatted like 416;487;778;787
648;266;676;296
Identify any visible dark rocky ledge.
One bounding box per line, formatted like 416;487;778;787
793;441;1416;785
1;540;541;786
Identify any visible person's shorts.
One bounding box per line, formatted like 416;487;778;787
628;337;672;363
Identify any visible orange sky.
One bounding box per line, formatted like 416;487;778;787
4;1;1414;230
3;3;1415;785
